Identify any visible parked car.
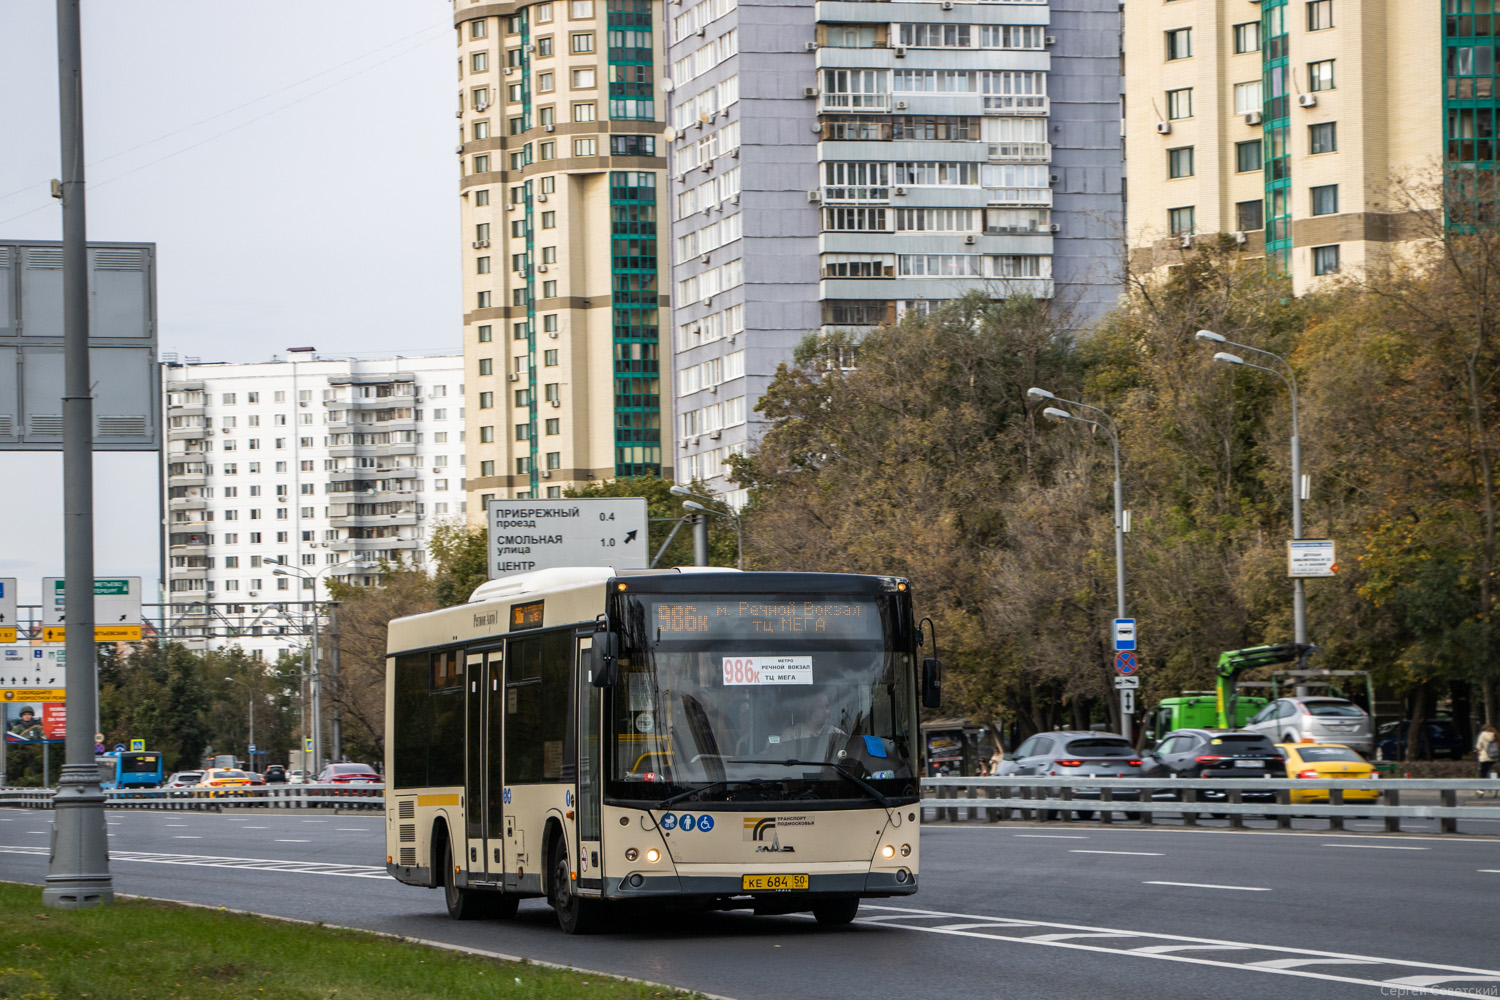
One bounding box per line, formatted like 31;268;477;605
1141;729;1284;801
1278;743;1379;803
995;731;1145;819
314;763;382;785
288;769;308;785
1243;697;1373;755
195;767;253;797
262;764;287;784
1374;718;1465;761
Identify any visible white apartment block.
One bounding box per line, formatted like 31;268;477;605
162;354;464;659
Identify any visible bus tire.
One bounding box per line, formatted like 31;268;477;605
812;897;860;926
440;837;484;921
549;833;604;934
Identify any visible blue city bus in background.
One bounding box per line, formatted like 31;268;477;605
95;751;165;790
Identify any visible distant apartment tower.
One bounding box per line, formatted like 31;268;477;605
1124;1;1469;292
665;0;1124;499
454;0;673;515
162;355;464;659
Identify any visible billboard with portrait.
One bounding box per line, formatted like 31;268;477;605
4;703;64;743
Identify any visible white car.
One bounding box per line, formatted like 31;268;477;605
288;769;309;785
1244;697;1374;755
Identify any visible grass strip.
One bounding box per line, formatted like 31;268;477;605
0;882;711;1000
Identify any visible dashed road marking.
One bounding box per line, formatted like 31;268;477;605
1322;843;1429;851
1013;834;1088;840
1144;881;1271;892
0;845;388;879
1070;850;1164;856
861;904;1500;997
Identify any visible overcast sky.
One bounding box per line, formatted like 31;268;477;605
0;2;458;606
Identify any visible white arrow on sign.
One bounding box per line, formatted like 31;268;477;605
1113;675;1139;690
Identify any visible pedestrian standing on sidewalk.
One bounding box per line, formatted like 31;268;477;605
1476;724;1499;795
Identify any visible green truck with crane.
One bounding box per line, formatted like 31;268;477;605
1144;643;1316;739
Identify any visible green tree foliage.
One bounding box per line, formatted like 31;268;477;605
429;519;489;608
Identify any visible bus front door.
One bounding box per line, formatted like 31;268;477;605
464;649;506;883
575;632;602;896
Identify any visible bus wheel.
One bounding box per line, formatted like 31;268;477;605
549;835;603;934
812;897;860;926
441;840;484;921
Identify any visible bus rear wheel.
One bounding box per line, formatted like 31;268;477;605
812;897;860;926
549;835;604;934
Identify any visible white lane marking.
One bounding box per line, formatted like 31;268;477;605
301;820;328;824
861;904;1500;998
1028;932;1141;943
1251;958;1379;970
1013;834;1088;840
1322;844;1429;851
336;828;365;832
244;826;268;830
172;836;202;839
274;839;310;843
1478;869;1500;874
166;824;188;828
934;824;1500;845
0;845;388;879
1070;850;1164;856
1144;881;1272;891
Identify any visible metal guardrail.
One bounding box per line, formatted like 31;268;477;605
0;784;385;812
921;776;1500;834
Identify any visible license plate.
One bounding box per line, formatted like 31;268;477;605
1234;760;1261;768
742;873;808;891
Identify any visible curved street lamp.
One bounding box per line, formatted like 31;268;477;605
1028;387;1132;739
1196;330;1306;648
670;485;744;570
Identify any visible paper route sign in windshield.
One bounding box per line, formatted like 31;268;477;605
722;656;813;686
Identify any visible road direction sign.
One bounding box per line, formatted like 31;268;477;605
1114;650;1138;675
1121;689;1136;714
1113;675;1139;690
1287;539;1337;578
1;645;66;702
487;499;649;578
41;577;144;640
1113;618;1137;651
0;579;15;643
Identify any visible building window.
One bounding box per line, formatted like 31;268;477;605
479;358;494;376
1167;146;1194;178
571;33;594;53
514;321;529;339
477;290;492;308
546;452;561;470
570;0;593;16
573;102;596;122
1309;121;1337;154
1310;184;1338;216
1233;21;1261;54
1236;199;1264;232
546;418;560;435
478;324;493;342
516;423;531;441
540;141;556;160
1235;140;1262;173
544;349;559;366
1168;206;1195;236
538;71;555;92
516;457;533;474
472;51;489;72
1167;88;1192;120
479;391;494;409
509;116;526;135
544;383;560;403
543;280;558;297
1233;81;1262;115
1308;60;1335;92
1165;28;1192;61
476;256;491;274
573;137;597;156
472;19;488;38
537;36;554;57
481;460;495;477
1312;244;1340;275
515;388;532;406
476;222;490;243
542;211;557;228
543;313;559;331
475;189;490;207
572;67;596;88
1307;0;1333;31
541;246;557;264
472;121;490;141
480;425;495;442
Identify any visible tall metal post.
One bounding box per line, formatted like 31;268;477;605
692;514;708;567
45;0;113;909
1110;435;1130;743
329;603;341;764
309;600;322;777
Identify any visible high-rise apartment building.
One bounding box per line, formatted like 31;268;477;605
162;355;464;659
665;0;1124;499
1125;1;1460;292
455;0;672;515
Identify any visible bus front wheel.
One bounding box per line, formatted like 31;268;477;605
549;834;604;934
441;840;486;921
812;897;860;926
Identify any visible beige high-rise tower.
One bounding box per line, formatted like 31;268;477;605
1124;1;1464;293
455;0;671;514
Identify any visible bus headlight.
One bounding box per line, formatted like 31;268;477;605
645;848;660;863
880;845;896;859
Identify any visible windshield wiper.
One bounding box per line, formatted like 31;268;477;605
730;758;893;809
657;776;768;810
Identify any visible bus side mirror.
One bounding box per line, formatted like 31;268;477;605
590;632;619;687
922;657;942;709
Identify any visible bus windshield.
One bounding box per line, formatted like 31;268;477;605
606;592;917;804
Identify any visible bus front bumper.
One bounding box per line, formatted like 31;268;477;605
604;868;917;901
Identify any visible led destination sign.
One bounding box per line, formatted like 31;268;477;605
649;598;882;640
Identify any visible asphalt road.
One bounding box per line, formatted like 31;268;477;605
2;809;1498;1000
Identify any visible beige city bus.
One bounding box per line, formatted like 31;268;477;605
384;565;936;933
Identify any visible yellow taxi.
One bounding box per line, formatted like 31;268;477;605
1278;743;1379;803
195;767;254;797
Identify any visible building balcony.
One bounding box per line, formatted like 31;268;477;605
167;425;208;440
987;141;1051;162
330;536;421;553
820;93;892;114
168;496;208;512
167;471;208;488
166;403;206;418
375;442;418;458
982;95;1049;116
986;186;1053;207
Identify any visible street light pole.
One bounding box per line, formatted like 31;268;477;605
1196;331;1306;649
1029;388;1131;740
672;486;745;569
224;677;254;771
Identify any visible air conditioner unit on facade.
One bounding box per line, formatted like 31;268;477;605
509;373;520;381
803;86;819;98
1180;235;1194;249
544;124;555;132
1156;121;1171;134
805;41;818;51
1049;223;1060;233
1298;93;1318;107
472;240;490;248
537;265;548;273
550;399;561;407
505;66;516;75
894;45;907;57
541;470;552;478
895;101;908;110
1244;110;1263;126
248;591;258;597
964;234;976;244
701;161;713;173
710;430;722;440
731;193;740;204
894;186;907;195
1233;231;1248;245
1045;34;1057;45
537;194;548;203
700;253;711;264
807;189;822;202
941;0;953;9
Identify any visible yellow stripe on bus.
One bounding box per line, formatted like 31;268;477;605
417;794;460;807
